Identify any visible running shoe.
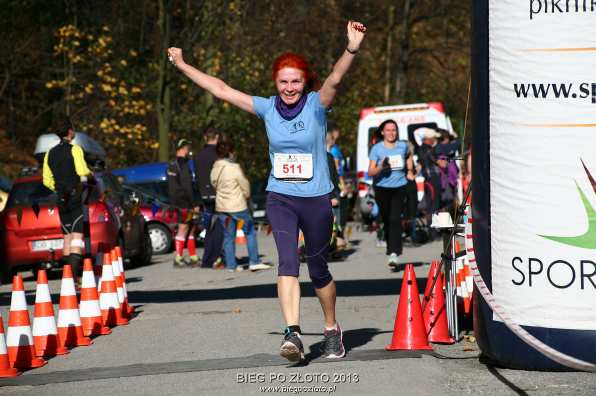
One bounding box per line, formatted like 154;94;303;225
280;329;304;362
189;255;200;268
249;262;272;271
387;253;399;267
212;257;225;270
173;256;187;268
322;323;345;358
376;239;387;248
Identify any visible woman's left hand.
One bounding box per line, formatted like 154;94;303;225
347;21;367;52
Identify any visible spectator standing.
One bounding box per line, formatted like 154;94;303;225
326;151;342;250
416;128;442;222
434;128;460;160
433;129;461;211
404;140;419;242
42;118;93;281
193;128;219;231
326;128;346;249
167;139;200;267
210;137;270;272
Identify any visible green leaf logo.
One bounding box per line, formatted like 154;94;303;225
540;160;596;249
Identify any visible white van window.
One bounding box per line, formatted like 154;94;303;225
407;122;438;149
367;127;379;151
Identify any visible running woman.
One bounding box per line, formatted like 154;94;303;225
368;120;415;266
168;20;366;362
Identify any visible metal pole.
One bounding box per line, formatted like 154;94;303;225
451;233;459;340
442;230;454;336
423;181;474;341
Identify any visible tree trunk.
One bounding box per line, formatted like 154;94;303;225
383;4;396;104
138;0;146;52
395;0;413;103
157;0;171;162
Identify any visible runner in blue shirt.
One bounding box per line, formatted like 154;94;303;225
368;120;415;266
168;20;366;362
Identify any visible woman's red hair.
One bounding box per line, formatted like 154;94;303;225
272;52;320;91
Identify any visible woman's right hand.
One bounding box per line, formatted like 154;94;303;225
381;157;391;170
347;21;367;52
167;47;185;68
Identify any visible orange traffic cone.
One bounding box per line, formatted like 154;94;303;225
110;249;127;319
0;316;20;377
115;246;134;316
99;253;128;326
32;270;68;357
386;264;433;351
462;263;473;315
235;228;247;245
57;265;92;348
422;272;454;344
6;275;47;369
422;260;440;309
415;176;425;201
80;258;111;337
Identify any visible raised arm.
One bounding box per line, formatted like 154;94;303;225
167;48;255;115
319;21;367;108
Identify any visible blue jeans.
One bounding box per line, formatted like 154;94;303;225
201;200;215;230
218;210;260;269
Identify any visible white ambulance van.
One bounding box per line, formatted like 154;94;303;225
355;102;453;219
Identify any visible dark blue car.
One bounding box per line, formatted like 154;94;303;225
113;161;198;255
114;160;267;224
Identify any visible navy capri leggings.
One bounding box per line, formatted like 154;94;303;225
266;192;333;289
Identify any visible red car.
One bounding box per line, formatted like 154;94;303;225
0;170;151;283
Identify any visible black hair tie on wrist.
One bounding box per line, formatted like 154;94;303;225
346;47;358;55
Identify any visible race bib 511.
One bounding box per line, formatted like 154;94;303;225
273;153;313;182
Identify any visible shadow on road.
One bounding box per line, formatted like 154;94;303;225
304;327;390;362
269;328;393;363
486;365;529;396
0;270;432;306
389;261;427;273
120;277;427;305
326;247;357;262
124;277;144;284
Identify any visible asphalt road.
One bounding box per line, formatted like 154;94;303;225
0;225;595;395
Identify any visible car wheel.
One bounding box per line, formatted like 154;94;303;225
147;223;172;255
0;265;13;285
135;229;153;267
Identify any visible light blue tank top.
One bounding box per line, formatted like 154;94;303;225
252;92;333;197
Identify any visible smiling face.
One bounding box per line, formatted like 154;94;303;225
275;67;306;105
381;122;398;143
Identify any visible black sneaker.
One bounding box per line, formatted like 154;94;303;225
322;324;345;358
280;328;304;362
